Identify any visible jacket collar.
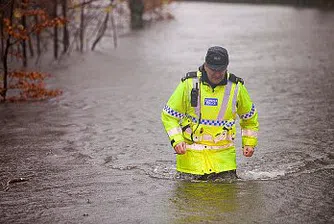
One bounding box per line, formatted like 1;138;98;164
199;65;228;88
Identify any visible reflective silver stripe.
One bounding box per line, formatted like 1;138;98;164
192;134;213;142
217;81;232;121
241;129;258;137
184;127;192;135
167;127;182;137
186;143;234;151
213;131;228;142
192;133;234;143
232;84;239;114
202;135;213;141
192;77;200;118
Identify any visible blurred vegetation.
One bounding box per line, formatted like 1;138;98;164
177;0;334;8
0;0;174;102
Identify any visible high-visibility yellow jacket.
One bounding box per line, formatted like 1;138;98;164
161;69;259;175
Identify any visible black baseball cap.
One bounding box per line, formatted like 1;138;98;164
205;46;229;71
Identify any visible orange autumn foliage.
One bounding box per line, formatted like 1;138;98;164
1;0;65;102
3;71;62;102
3;8;67;42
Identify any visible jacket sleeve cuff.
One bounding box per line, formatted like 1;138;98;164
170;135;184;148
242;136;257;147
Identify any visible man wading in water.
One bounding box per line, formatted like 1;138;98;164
161;46;259;181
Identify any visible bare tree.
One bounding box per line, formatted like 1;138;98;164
28;31;34;57
80;0;85;52
128;0;144;29
62;0;69;53
110;4;117;49
0;4;4;61
91;7;109;51
53;0;58;59
1;0;15;101
34;14;41;59
21;3;27;67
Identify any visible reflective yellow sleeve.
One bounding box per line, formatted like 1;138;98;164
161;81;189;147
236;83;259;147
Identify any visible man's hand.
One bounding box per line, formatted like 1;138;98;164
243;146;254;157
174;142;187;154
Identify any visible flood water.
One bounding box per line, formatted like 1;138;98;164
1;2;334;224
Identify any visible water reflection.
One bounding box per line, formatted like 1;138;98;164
169;181;244;223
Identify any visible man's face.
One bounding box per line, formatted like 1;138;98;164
204;64;226;85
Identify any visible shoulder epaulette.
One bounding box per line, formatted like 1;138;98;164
181;71;197;82
229;73;244;85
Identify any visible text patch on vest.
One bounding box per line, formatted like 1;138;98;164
204;98;218;106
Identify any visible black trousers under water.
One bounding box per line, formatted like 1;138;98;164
176;170;238;181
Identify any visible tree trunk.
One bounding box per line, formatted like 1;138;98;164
53;0;59;59
91;11;109;51
28;33;34;57
128;0;144;29
62;0;69;53
2;39;10;101
1;0;15;102
21;13;27;67
0;12;4;62
34;15;41;57
110;5;117;49
34;15;41;64
80;0;85;52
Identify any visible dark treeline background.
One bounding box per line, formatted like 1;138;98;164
178;0;334;8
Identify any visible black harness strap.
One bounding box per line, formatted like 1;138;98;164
228;73;244;85
181;71;197;82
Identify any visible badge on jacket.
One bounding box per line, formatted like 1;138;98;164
204;98;218;106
